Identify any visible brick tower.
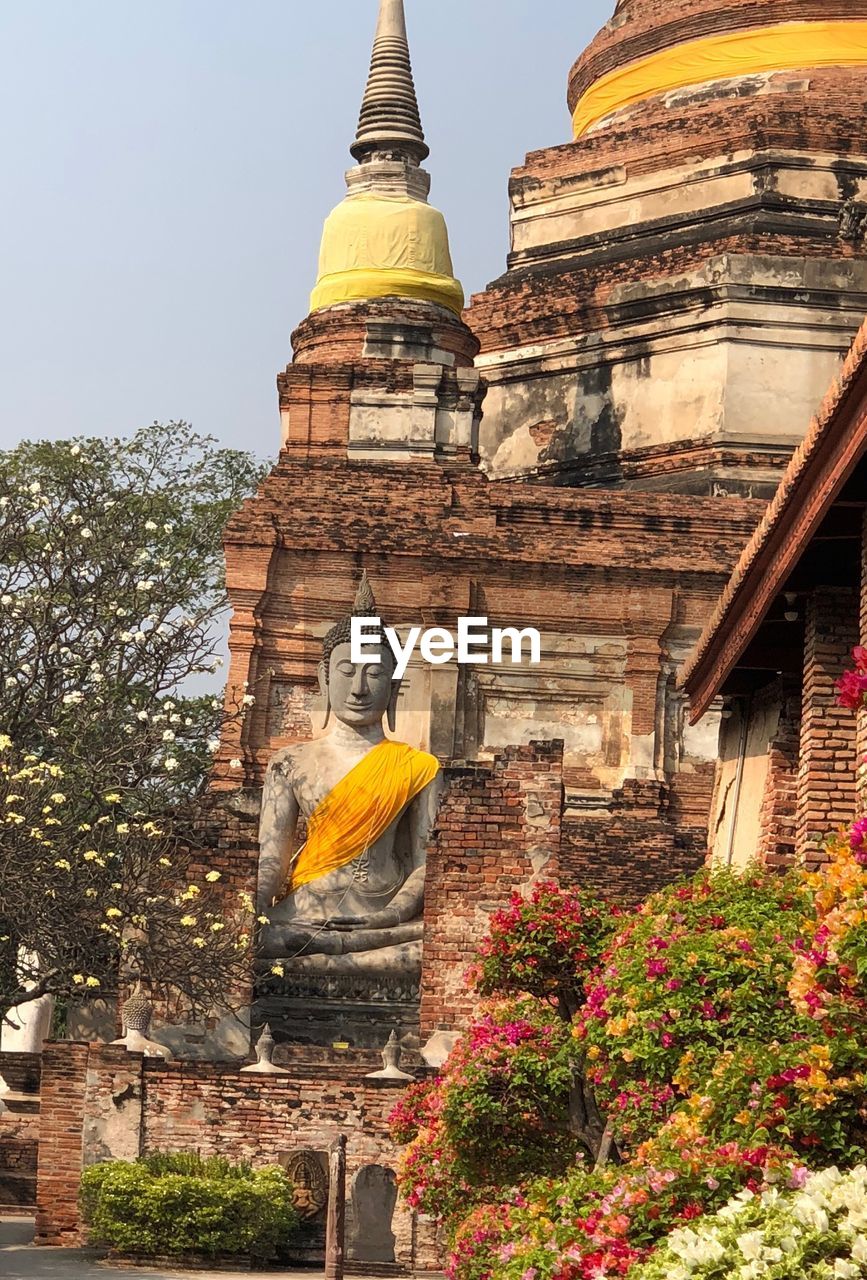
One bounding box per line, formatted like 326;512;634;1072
469;0;867;494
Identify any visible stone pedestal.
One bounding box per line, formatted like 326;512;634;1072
254;966;420;1050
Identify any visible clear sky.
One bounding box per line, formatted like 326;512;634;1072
0;1;613;461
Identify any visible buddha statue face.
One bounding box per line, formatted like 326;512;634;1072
317;572;400;733
320;641;398;731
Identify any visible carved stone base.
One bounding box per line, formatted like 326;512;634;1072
254;965;420;1050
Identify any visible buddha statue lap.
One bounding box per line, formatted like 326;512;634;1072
256;576;441;976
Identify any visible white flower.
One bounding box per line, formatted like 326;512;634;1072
207;739;220;753
0;594;12;606
162;730;175;742
116;607;128;617
163;522;174;532
852;1236;867;1265
70;444;81;456
792;1195;830;1234
4;676;17;687
28;481;40;494
119;631;134;643
136;580;155;592
163;757;179;772
242;694;255;707
229;758;243;770
834;1262;860;1279
68;512;81;524
136;709;149;721
62;690;85;705
80;528;93;539
144;520;158;531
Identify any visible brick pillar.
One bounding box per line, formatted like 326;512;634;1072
797;588;859;865
757;680;802;871
35;1042;89;1246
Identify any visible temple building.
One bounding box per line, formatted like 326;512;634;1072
6;0;867;1263
682;319;867;873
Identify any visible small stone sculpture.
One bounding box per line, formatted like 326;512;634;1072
111;991;174;1060
240;1023;290;1075
365;1030;415;1082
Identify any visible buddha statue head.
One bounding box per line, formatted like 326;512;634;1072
319;572;400;732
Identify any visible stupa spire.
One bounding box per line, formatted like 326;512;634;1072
351;0;429;164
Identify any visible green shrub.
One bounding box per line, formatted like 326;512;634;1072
80;1154;299;1260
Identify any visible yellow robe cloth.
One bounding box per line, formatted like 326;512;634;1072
573;20;867;139
289;740;440;893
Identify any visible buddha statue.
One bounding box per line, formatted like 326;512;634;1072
256;575;441;975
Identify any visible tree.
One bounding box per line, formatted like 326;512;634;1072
0;423;267;1025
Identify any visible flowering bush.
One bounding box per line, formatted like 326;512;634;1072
440;1000;582;1186
629;1164;867;1280
836;646;867;710
394;999;583;1221
448;1127;804;1280
472;882;621;1016
791;830;867;1030
576;868;812;1150
0;425;266;1022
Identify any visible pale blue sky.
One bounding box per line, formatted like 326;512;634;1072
0;1;613;459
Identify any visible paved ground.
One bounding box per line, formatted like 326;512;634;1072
0;1218;332;1280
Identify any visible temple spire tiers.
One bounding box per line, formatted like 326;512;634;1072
352;0;429;165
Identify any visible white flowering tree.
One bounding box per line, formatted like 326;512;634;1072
0;423;266;1028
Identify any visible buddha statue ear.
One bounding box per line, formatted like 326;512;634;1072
317;660;331;731
386;677;400;735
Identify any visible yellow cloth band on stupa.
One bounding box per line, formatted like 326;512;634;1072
288;739;439;893
310;192;465;316
310;266;464;316
572;20;867;139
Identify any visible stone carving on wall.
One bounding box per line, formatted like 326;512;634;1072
257;573;442;976
839;199;867;245
283;1149;329;1222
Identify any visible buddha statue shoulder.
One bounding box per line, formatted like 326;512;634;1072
256;574;441;974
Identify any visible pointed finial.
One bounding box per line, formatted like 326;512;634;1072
352;570;377;616
352;0;429;164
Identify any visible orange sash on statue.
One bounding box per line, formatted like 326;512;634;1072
288;740;439;893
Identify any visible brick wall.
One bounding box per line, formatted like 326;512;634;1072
420;742;564;1035
0;1052;41;1212
562;779;709;905
797;588;860;863
33;1040;435;1268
